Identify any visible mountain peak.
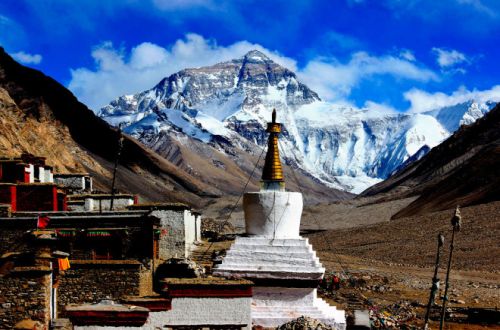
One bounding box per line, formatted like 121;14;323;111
242;50;272;63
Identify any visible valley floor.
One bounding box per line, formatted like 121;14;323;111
203;197;499;328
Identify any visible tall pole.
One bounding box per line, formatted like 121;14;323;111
424;233;445;330
110;128;124;211
439;206;462;330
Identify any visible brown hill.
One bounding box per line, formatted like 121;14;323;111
361;103;500;218
0;47;226;206
0;48;350;206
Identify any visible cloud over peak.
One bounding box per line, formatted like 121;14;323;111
11;51;42;65
405;85;500;113
432;47;468;68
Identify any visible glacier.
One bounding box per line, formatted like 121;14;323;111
98;50;497;194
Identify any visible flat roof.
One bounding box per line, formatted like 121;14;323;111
162;277;253;286
127;203;190;211
53;173;90;177
68;194;134;199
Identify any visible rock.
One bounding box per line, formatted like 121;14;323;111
277;316;333;330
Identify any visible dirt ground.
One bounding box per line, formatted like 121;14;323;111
200;197;500;328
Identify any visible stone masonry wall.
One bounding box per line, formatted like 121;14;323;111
0;230;26;255
151;210;186;260
0;271;51;329
57;262;141;316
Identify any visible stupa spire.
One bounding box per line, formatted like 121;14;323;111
261;108;284;191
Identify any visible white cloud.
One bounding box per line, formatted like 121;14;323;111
405;85;500;113
456;0;496;17
432;47;468;68
153;0;212;10
11;51;43;64
362;100;397;115
298;51;438;101
399;49;416;62
69;34;439;112
68;34;297;110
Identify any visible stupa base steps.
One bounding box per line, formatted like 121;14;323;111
251;287;346;330
213;236;325;280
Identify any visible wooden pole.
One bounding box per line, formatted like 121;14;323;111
424;233;445;330
110;128;124;211
439;207;462;330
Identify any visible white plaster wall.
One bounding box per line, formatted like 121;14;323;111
38;167;46;183
74;298;251;329
84;198;94;211
145;297;252;328
195;215;201;242
42;168;54;183
27;164;34;183
243;191;303;238
183;210;197;256
252;287;316;306
84;197;134;211
67;203;85;212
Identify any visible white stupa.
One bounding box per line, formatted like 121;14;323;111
214;109;346;329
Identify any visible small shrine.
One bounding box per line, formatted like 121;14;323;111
214;109;346;329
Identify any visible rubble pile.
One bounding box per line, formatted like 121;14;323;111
201;218;235;240
276;316;334;330
369;301;418;329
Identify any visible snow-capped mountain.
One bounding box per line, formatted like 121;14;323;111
98;50;496;194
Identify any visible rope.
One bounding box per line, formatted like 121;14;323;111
278;139;352;279
199;145;267;261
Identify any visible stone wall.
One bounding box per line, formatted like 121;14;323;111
57;261;143;316
54;176;85;191
152;210;186;260
85;196;134;212
0;270;51;329
0;229;25;255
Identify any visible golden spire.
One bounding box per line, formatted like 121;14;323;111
261;109;285;190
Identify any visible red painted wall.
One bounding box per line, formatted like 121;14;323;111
16;184;59;212
0;185;17;211
0;163;29;183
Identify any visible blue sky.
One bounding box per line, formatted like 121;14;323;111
1;0;500;112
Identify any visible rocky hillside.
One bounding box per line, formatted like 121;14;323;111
99;50;496;193
362;103;500;218
0;47;234;206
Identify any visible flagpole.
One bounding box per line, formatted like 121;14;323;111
424;233;445;330
439;206;462;330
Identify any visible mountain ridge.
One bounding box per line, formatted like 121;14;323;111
99;50;496;193
362;102;500;217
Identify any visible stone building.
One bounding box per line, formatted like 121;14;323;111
53;173;92;194
0;203;202;328
0;154;65;212
66;194;137;212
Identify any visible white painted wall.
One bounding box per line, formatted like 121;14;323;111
38;167;46;183
84;196;134;211
243;191;303;238
27;164;34;183
183;210;198;256
74;297;252;330
146;297;251;328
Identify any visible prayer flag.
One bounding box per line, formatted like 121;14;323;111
58;258;70;271
37;215;50;229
